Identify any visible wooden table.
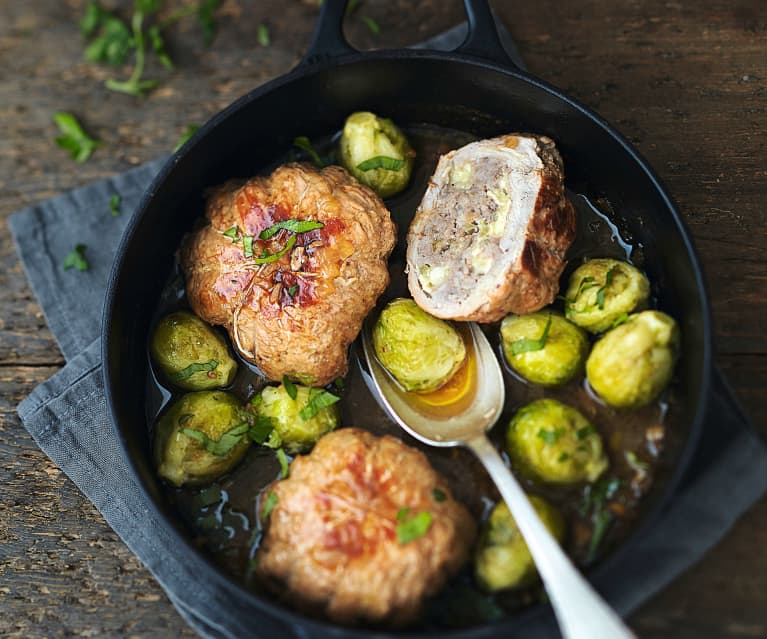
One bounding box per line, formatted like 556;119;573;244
1;1;765;637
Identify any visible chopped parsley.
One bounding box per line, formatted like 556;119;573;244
575;424;598;440
171;359;218;381
356;156;404;171
432;488;447;502
63;244;89;271
293;136;325;167
299;389;340;420
109;194;121;216
223;225;240;242
243;235;255;258
396;511;432;544
248;414;274;444
282;375;298;400
581;476;623;563
276;448;290;479
333;377;345;391
174;124;200;151
261;491;278;522
611;312;630;328
287;284;299;296
252;234;296;264
257;23;270;47
510;313;552;356
537;427;565;445
595;265;618;310
259;219;324;240
54;112;99;163
182;422;248;456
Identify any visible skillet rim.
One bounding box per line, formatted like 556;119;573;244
102;47;713;637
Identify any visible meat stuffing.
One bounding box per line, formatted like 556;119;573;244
407;133;576;322
181;163;397;386
256;428;476;626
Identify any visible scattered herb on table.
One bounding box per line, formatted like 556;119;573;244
257;24;270;47
109;194;122;216
63;244;89;271
510;313;552;355
54;112;99;163
174;124;201;151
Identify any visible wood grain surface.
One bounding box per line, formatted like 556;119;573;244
1;1;765;637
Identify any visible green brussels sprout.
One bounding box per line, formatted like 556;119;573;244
500;311;590;386
506;398;608;484
252;383;339;454
339;111;415;198
154;391;251;487
564;259;650;334
586;310;679;408
373;298;467;393
151;311;238;390
475;496;565;592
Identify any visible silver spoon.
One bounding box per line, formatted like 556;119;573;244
361;321;637;639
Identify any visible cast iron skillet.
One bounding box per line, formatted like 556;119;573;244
103;0;713;636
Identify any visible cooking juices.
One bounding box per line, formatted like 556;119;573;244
146;124;677;628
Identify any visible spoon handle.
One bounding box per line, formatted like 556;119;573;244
467;434;637;639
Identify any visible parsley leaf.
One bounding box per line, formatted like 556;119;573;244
356;156;404;171
84;13;133;66
148;25;174;70
243;235;255;258
174;124;200;151
257;23;270;47
182;422;249;456
196;0;221;46
252;234;296;264
223;226;240;242
293;136;325;167
575;424;598;440
171;359;218;381
287;284;299;296
248;414;274;444
54;112;99;163
63;244;89;271
282;376;298;400
537;427;565;445
259;219;324;240
80;1;103;37
396;511;432;544
510;313;552;356
261;491;278;522
595;265;618;310
611;312;630;329
276;448;290;479
109;194;121;217
625;451;649;473
299;390;340;420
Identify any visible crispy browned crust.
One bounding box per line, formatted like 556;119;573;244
180;163;397;386
256;428;476;626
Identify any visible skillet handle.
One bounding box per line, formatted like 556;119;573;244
456;0;520;67
300;0;355;67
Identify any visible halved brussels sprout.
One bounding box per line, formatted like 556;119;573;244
151;310;238;390
339;111;415;198
506;398;608;484
154;391;251;487
564;259;650;334
500;311;590;386
586;310;679;408
475;496;565;592
252;383;339;454
373;298;466;393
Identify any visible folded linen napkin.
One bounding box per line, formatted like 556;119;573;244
8;20;767;639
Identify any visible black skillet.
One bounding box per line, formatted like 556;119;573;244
103;0;714;636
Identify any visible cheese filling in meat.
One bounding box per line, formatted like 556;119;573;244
407;134;576;323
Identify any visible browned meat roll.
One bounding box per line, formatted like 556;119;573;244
181;163;397;387
256;428;476;626
406;133;576;322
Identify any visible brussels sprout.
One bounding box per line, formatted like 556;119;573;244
586;310;679;408
252;383;339;454
154;391;251;487
373;298;467;393
564;259;650;334
500;311;590;386
475;496;565;592
339;111;415;198
151;311;238;390
506;398;608;484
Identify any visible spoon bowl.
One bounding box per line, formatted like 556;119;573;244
361;319;636;639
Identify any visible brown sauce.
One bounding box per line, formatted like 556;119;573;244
145;123;677;628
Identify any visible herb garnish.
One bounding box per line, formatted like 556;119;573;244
63;244;89;271
333;377;345;391
575;424;597;440
625;451;649;473
178;413;194;426
594;265;617;310
558;452;571;463
109;194;121;216
243;235;255;258
182;422;248;456
432;488;446;502
396;511;432;544
251;234;296;264
171;359;218;381
282;376;298;400
248;414;274;444
537;427;565;445
361;15;380;34
287;285;299;296
293;136;325;167
356;156;404;171
54;113;99;163
276;448;290;479
510;314;552;356
257;23;270;47
611;312;630;329
299;389;340;420
174;124;200;152
261;491;278;522
259;219;324;240
223;226;240;242
580;476;623;563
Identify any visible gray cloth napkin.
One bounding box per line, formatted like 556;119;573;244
8;21;767;639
